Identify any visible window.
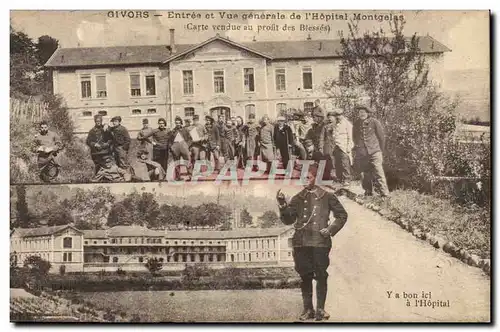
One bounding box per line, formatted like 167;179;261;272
339;64;349;86
209;241;213;244
63;237;72;249
130;73;141;96
276;103;287;115
213;70;225;93
245;104;255;118
96;75;107;98
119;238;123;244
63;253;72;262
82;111;92;117
145;75;156;96
135;238;138;244
184;107;195;117
132;109;142;115
287;238;293;248
98;110;107;116
302;67;313;90
183;70;194;95
81;75;92;98
113;257;118;263
147;108;157;114
275;69;286;91
128;238;132;244
111;239;116;244
104;241;107;244
93;241;97;244
304;102;314;113
138;257;143;263
244;68;255;92
84;241;88;245
288;252;292;257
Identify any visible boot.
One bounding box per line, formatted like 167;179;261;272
315;308;330;321
315;277;330;321
299;276;314;321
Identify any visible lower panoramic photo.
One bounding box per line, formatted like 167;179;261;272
10;181;490;323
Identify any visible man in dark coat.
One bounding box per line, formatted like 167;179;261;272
274;116;294;169
136;118;154;158
108;116;131;169
277;166;348;321
143;118;170;172
169;116;192;179
86;114;113;174
189;114;207;164
352;103;389;197
243;113;259;169
205;115;221;171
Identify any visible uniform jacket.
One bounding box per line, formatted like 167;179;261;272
86;126;113;156
223;125;238;143
274;124;293;148
259;123;275;162
352;117;385;156
280;186;348;248
145;128;170;151
206;124;221;149
169;126;192;145
243;122;259;156
306;120;325;151
109;125;131;151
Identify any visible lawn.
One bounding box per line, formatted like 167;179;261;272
77;289;303;322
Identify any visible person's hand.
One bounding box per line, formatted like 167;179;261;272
276;189;287;206
320;228;331;238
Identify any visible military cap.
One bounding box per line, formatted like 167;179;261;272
312;108;325;118
94;114;103;120
111;116;122;122
205;115;214;122
158;118;167;124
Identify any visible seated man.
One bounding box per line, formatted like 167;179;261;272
92;155;131;183
136;150;166;181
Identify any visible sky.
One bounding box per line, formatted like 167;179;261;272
10;10;489;71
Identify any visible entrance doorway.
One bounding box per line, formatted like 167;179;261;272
210;107;231;121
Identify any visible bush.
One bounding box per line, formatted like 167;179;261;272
182;263;211;282
145;257;163;276
116;268;126;276
59;265;66;276
24;255;51;276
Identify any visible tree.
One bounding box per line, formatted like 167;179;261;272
10;26;39;98
240;208;253;228
43;203;74;226
145;257;163;276
15;185;32;228
258;210;281;228
23;255;51;275
323;20;458;190
36;35;58;66
66;187;115;229
107;191;160;228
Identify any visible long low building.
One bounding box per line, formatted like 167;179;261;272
10;224;295;273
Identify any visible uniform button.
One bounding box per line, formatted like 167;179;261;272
303;215;307;217
304;200;307;203
314;213;317;216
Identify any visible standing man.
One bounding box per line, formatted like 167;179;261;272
143;118;170;173
277;166;348;321
352;103;389;197
235;116;246;169
222;118;237;162
169;116;192;179
259;115;275;173
306;108;327;166
86;114;113;175
274;116;294;169
333;108;353;186
108;116;130;169
136;118;154;158
319;110;337;180
205;115;221;172
243;113;260;169
190;114;207;164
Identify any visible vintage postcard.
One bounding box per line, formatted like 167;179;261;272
9;10;490;323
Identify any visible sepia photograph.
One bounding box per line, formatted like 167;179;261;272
9;9;491;323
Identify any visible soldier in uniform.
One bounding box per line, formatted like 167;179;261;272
205;115;221;172
274;116;294;169
243;113;260;169
319;110;338;180
259;115;275;174
235;116;246;169
169;116;192;179
352;102;389;197
108;116;131;169
86;115;113;175
143;118;170;173
190;114;207;164
136;118;154;158
277;166;348;321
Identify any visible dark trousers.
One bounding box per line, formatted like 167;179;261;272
153;148;169;173
222;138;235;160
190;143;206;165
277;144;291;169
333;146;351;183
355;150;389;196
171;141;191;178
294;141;307;160
114;146;129;169
293;246;330;310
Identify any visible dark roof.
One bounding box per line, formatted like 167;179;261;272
164;226;293;239
106;225;164;237
13;225;82;237
82;230;107;239
45;35;450;68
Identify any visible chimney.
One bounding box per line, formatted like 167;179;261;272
169;29;176;53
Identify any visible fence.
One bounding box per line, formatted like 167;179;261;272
10;98;48;123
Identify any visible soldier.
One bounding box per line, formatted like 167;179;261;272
243;113;260;169
332;108;353;186
277;165;348;321
169;116;192;179
235;116;246;169
189;114;207;163
319;110;337;180
136;150;166;181
259;115;275;174
222;118;237;161
136;118;154;158
33;120;63;174
205;115;221;171
108;116;131;169
143;118;170;173
352;103;389;197
92;154;131;183
86;114;113;175
274;116;294;169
